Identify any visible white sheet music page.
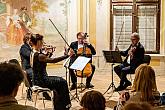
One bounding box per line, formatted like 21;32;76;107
69;56;91;71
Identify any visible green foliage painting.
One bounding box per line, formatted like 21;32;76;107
0;3;6;14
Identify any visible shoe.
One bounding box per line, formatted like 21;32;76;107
26;88;32;101
43;92;51;100
123;81;132;89
86;83;94;88
114;85;124;92
70;84;76;91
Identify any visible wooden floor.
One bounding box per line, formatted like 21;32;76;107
16;64;165;110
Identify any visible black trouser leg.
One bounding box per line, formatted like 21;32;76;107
120;66;131;86
86;64;95;85
47;76;71;110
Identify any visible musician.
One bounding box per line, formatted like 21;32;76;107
30;34;71;110
69;32;96;90
114;32;145;91
19;33;33;100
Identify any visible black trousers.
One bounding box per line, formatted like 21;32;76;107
69;64;95;85
114;63;133;87
36;76;71;110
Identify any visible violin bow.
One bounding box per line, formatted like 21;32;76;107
49;19;70;47
115;21;124;50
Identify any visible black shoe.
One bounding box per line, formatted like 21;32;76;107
123;81;132;89
26;88;32;101
70;84;76;91
114;85;124;92
86;83;94;88
43;92;51;100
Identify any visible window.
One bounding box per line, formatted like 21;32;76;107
110;0;160;53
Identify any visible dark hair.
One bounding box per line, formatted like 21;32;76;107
8;59;20;66
0;62;24;96
80;90;106;110
20;6;27;11
30;34;43;45
23;33;31;43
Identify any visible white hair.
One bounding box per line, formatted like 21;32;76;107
131;32;140;39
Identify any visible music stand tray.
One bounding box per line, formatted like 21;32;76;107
103;50;122;64
102;50;122;96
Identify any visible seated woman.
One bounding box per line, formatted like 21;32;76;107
80;90;106;110
30;34;71;110
115;64;160;110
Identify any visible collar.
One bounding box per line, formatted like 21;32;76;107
0;96;17;105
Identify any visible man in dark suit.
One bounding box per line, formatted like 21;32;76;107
19;33;33;100
114;32;145;91
69;32;96;90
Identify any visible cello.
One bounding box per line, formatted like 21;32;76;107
76;33;93;78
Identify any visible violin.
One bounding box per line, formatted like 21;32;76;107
41;44;56;57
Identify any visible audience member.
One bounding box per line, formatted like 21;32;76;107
115;64;160;110
0;62;38;110
80;90;106;110
130;64;160;105
122;102;153;110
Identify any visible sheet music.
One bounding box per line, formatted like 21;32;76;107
69;56;91;71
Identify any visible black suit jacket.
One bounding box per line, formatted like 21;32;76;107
69;41;96;64
19;43;32;70
120;42;145;70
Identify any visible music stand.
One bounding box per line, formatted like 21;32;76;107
69;56;91;101
102;50;122;95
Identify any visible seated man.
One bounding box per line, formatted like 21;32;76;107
69;32;96;90
114;32;145;91
0;62;38;110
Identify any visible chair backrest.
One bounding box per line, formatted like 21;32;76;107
143;55;151;65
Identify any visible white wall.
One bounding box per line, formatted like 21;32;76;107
96;0;110;56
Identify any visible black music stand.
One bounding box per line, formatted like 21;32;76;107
102;50;122;95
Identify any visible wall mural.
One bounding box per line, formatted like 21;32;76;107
0;0;68;61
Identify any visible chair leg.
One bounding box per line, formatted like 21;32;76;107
21;83;25;98
42;98;45;109
34;92;39;107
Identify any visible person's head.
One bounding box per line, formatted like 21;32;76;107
133;64;157;101
8;59;20;67
20;6;27;12
80;90;106;110
122;102;153;110
23;33;32;45
77;32;86;44
30;34;44;50
131;32;140;46
0;62;24;97
13;9;18;15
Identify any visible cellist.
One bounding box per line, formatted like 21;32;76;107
69;32;96;91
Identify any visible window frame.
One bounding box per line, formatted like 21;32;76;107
110;0;160;54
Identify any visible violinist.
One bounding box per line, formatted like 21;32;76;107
69;32;96;91
30;34;71;110
19;32;33;101
114;32;145;91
